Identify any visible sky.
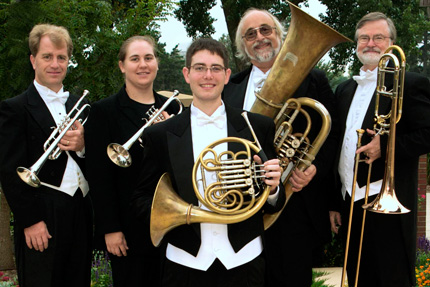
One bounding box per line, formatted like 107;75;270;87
157;0;327;52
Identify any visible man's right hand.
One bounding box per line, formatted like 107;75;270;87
105;231;129;257
24;221;52;251
329;211;342;234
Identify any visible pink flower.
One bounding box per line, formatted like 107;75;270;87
2;276;10;281
421;194;426;199
0;272;4;276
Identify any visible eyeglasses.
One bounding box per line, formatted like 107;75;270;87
189;64;226;74
357;35;392;44
242;25;276;41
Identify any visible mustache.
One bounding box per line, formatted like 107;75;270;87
252;38;272;50
363;47;381;53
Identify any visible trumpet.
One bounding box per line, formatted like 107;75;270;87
17;90;91;188
107;90;183;168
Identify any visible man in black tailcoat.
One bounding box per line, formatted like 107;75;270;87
0;24;92;287
223;8;338;286
329;12;430;287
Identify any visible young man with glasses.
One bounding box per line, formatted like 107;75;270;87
131;38;285;287
223;8;338;287
329;12;430;287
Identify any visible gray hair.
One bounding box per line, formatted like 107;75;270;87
355;12;396;42
235;8;285;61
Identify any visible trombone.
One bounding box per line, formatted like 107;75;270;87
107;90;183;168
341;45;410;287
16;90;91;188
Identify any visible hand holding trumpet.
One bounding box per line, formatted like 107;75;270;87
57;120;85;152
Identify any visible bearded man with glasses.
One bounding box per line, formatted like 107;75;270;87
222;7;338;287
329;12;430;287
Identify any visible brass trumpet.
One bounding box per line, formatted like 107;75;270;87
16;90;91;188
341;45;409;287
107;90;182;168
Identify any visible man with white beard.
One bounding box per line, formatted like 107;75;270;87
223;8;338;287
329;12;430;287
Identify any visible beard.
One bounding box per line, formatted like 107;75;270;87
246;38;282;63
356;47;383;67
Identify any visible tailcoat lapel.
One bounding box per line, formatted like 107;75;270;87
166;108;197;205
25;83;57;137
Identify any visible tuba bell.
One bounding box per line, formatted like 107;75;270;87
249;1;352;229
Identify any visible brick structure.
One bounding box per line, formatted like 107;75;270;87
417;154;428;238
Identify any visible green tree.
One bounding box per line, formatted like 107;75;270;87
174;0;430;77
174;0;295;70
319;0;430;75
0;0;174;102
155;44;192;95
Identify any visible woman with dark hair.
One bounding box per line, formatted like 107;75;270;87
85;35;181;286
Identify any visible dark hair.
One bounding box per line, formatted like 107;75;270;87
118;35;158;62
185;38;229;68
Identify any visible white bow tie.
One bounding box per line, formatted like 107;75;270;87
45;91;69;105
352;72;377;85
252;73;267;91
196;114;225;129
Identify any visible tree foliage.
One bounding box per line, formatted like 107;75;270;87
174;0;295;70
174;0;430;77
319;0;430;75
0;0;176;102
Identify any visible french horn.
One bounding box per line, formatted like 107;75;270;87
150;113;272;247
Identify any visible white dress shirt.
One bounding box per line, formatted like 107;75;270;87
34;80;89;197
338;69;382;201
243;66;271;111
166;102;265;271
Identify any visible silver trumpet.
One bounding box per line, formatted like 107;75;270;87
16;90;91;188
107;90;182;168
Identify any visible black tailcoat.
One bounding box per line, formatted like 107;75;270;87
131;105;285;258
223;66;338;286
0;83;92;287
331;71;430;287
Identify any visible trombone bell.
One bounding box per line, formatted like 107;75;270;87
362;186;410;214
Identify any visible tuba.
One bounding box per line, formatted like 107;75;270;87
17;90;91;188
249;1;351;229
341;45;409;287
107;91;183;168
150;113;271;247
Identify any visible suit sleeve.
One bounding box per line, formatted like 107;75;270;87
258;116;286;213
307;70;339;182
391;73;430;159
0;100;46;228
85;102;123;235
130;129;164;225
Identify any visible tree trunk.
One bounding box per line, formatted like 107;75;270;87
0;186;15;270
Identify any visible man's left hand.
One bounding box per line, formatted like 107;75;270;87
253;155;281;194
289;164;317;192
58;120;85;152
